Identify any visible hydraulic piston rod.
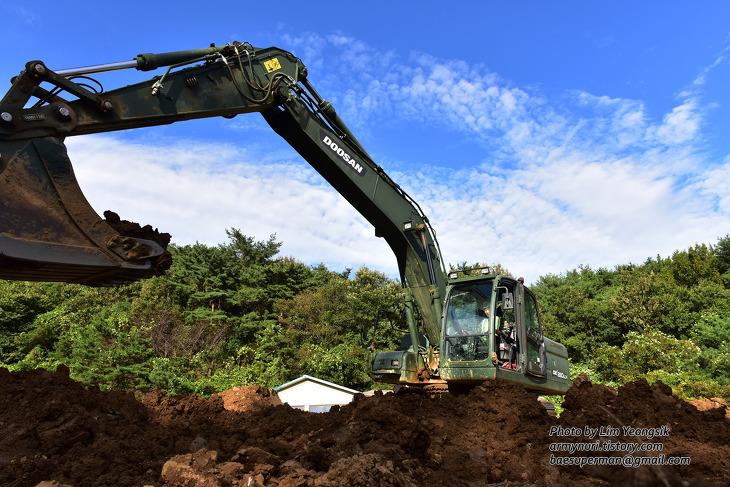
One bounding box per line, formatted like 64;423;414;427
55;45;232;76
55;60;139;76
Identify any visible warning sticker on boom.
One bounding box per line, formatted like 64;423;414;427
264;58;282;73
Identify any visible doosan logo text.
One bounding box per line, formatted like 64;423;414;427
321;131;366;176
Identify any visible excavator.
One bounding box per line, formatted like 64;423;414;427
0;42;570;397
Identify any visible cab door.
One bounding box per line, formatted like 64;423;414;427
517;280;547;377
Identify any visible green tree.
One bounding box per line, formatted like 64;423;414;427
0;281;71;363
272;267;401;390
669;243;720;288
55;302;155;390
715;234;730;286
532;266;619;362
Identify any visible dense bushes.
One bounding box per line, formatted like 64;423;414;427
0;230;401;394
1;232;728;400
532;236;730;399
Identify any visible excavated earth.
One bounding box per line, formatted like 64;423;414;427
1;367;729;487
103;211;173;276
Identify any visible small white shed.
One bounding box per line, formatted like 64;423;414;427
274;375;360;413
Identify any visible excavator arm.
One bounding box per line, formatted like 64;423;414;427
0;42;445;343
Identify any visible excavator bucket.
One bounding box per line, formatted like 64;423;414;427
0;136;170;285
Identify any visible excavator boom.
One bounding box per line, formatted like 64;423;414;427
0;42;445;336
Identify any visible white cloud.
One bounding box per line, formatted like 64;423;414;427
692;45;728;87
696;157;730;215
655;101;701;145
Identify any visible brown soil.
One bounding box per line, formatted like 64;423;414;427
1;367;728;487
103;210;172;275
689;397;730;418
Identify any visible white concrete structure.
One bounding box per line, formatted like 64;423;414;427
274;375;360;413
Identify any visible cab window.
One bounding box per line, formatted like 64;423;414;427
443;281;493;362
444;282;493;337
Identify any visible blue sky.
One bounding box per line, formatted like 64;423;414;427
2;2;729;282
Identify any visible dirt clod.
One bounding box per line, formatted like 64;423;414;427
103;210;172;275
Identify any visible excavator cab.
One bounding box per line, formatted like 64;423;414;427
368;274;571;396
439;274;570;394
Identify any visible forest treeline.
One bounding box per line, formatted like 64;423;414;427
1;229;728;400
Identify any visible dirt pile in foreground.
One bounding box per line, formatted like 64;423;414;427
0;367;728;487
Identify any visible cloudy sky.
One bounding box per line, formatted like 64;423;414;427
2;2;729;283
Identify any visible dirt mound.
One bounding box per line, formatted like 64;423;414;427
1;367;728;486
559;377;730;485
690;397;730;418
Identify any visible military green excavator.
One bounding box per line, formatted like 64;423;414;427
0;42;570;395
